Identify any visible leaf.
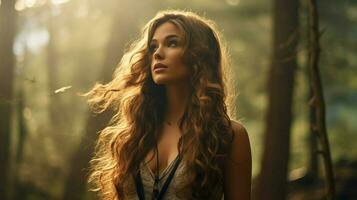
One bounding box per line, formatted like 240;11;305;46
54;86;72;94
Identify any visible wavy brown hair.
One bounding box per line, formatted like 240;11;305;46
86;10;236;200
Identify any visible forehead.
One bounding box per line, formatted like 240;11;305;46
151;22;182;41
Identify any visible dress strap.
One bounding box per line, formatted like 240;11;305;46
135;156;182;200
134;170;146;200
157;156;181;200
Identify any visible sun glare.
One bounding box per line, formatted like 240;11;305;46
15;0;70;11
25;0;36;7
15;0;26;11
51;0;70;5
226;0;240;6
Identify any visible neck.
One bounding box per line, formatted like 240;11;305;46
164;82;190;126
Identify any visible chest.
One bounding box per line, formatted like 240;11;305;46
144;124;182;175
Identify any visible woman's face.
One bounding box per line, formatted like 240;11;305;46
150;22;190;85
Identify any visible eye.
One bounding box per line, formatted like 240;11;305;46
168;40;178;47
149;44;157;53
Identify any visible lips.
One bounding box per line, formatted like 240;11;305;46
153;63;168;70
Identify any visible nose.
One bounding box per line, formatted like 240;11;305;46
153;46;164;60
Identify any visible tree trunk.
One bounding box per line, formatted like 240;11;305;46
0;0;17;199
307;0;336;198
306;9;319;181
47;8;64;131
61;2;145;199
254;0;299;199
307;87;319;182
12;44;30;200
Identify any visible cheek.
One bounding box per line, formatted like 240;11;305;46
172;51;182;62
178;56;191;77
171;51;188;73
175;63;190;80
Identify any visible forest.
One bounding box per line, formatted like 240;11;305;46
0;0;356;199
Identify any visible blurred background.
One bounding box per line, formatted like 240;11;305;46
0;0;356;199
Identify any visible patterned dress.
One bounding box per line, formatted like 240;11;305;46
123;156;225;200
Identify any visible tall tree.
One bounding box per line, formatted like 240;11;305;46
13;45;30;200
307;0;335;197
47;5;64;131
307;87;319;182
254;0;299;199
0;0;17;199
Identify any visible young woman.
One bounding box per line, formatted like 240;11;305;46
86;10;251;200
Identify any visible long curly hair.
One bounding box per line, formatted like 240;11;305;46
86;10;236;200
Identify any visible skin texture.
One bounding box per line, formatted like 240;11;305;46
224;120;252;199
146;22;190;175
148;22;252;199
150;22;190;86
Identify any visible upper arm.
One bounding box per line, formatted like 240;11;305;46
223;120;252;200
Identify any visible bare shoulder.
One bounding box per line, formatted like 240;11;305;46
223;120;252;199
229;120;251;164
230;120;249;139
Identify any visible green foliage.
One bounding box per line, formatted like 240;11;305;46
6;0;356;198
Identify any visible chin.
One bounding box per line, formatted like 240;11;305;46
152;74;171;85
153;78;169;85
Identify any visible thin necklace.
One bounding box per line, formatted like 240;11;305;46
152;142;181;200
153;142;160;199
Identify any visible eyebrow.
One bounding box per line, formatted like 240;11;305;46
151;34;179;42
